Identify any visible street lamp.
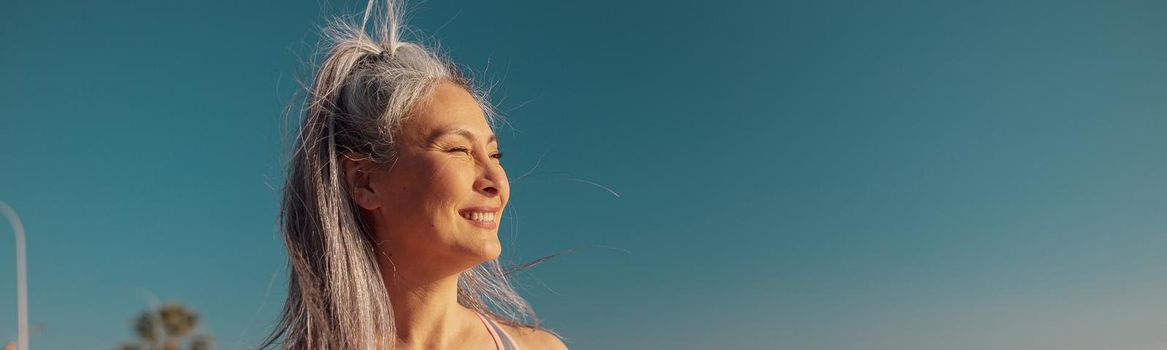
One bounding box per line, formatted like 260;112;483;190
0;201;28;350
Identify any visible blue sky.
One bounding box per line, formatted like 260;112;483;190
1;0;1165;349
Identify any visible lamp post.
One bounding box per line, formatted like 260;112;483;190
0;201;28;350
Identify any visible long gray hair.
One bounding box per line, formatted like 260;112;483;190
262;1;549;349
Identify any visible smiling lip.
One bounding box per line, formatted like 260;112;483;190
458;207;500;229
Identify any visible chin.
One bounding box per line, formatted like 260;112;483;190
451;235;503;266
477;238;503;261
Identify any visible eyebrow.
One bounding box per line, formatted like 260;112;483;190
427;127;497;145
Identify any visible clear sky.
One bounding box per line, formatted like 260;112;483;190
1;0;1165;349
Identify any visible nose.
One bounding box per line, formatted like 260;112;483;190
477;180;499;196
474;155;504;197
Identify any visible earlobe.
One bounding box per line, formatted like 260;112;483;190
340;154;382;210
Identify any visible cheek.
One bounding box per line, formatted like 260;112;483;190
379;157;455;217
424;159;477;210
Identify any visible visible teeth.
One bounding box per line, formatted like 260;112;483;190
465;211;495;222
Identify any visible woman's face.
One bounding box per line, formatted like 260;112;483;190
356;81;509;276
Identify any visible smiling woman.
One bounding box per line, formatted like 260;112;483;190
260;1;567;349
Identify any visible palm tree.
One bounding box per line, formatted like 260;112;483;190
117;302;213;350
158;303;198;350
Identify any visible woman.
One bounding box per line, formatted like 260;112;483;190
261;1;569;349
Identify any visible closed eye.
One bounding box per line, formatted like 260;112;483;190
448;147;503;160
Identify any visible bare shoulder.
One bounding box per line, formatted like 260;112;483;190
499;324;569;350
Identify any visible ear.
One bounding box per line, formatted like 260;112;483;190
340;153;382;210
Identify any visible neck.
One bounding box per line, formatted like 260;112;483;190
381;260;475;349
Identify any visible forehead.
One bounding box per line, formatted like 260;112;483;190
403;81;490;139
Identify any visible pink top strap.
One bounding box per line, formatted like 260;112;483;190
474;311;521;350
